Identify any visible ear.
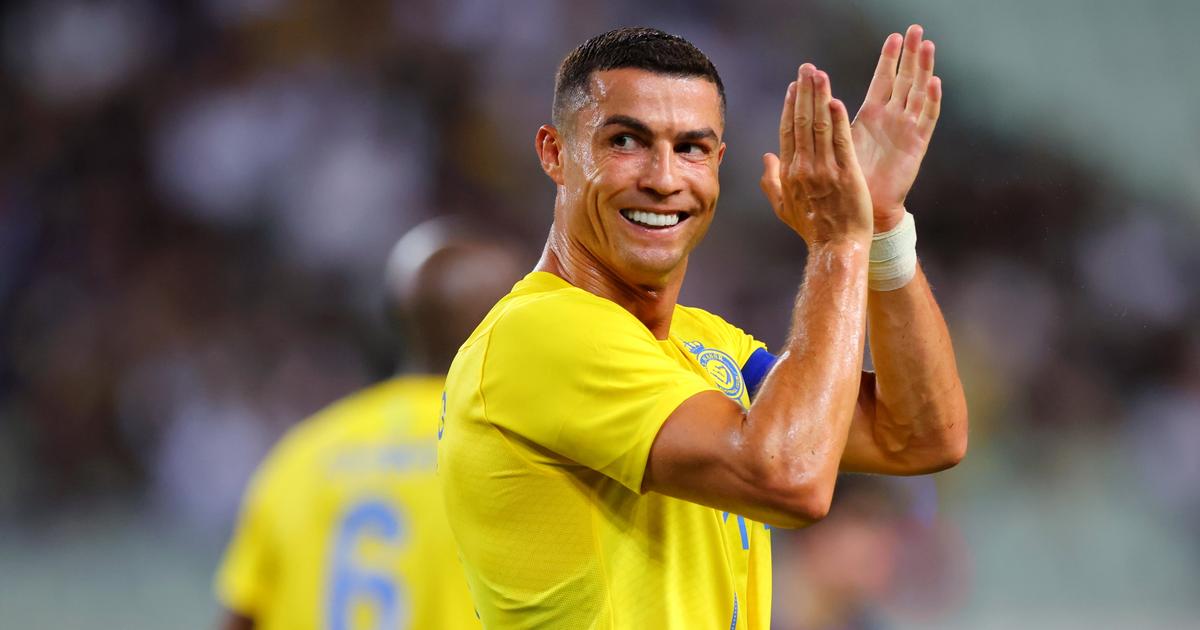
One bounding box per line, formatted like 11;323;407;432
535;124;565;186
717;142;726;165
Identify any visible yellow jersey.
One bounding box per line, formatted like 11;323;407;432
216;376;479;630
439;271;777;629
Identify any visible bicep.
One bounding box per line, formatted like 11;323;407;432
642;390;812;527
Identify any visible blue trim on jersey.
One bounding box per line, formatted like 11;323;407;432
741;347;778;399
736;515;750;550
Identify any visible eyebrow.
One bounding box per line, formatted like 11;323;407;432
599;115;720;144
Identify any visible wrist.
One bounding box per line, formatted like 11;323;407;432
868;211;917;291
811;233;872;254
873;206;906;233
809;238;870;271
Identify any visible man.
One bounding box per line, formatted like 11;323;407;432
216;217;525;630
775;477;907;629
439;26;967;629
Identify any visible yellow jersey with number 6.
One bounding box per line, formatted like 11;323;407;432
439;271;776;629
216;376;479;630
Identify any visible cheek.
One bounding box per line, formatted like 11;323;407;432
685;162;721;203
571;141;635;187
559;156;598;209
587;154;642;205
565;144;614;191
572;143;600;182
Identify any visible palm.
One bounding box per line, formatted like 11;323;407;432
853;103;927;214
850;27;941;231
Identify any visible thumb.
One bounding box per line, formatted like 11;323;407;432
760;153;784;217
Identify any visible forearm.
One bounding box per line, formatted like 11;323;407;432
862;263;967;469
745;240;870;507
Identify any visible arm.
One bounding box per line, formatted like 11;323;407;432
644;64;874;528
842;25;967;473
214;456;274;630
842;265;967;474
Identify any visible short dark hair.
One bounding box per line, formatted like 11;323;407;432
552;27;725;129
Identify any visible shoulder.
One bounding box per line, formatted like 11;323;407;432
486;283;650;353
674;304;747;340
673;304;769;379
283;383;382;444
473;286;670;397
253;380;396;480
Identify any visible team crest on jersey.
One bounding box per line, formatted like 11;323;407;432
683;340;744;401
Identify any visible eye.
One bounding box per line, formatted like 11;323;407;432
676;142;709;158
611;133;639;149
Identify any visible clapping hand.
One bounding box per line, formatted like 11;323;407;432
759;64;873;248
851;25;942;232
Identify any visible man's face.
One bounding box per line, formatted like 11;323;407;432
555;68;725;288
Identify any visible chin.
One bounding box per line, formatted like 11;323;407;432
615;251;686;287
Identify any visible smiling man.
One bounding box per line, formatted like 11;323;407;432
438;26;967;629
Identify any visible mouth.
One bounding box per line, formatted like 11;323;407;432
619;208;689;230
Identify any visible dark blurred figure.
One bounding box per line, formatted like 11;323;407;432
772;476;969;630
214;217;525;630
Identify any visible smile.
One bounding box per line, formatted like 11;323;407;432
620;209;687;229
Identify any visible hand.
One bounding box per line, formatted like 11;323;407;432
851;25;942;232
760;64;873;247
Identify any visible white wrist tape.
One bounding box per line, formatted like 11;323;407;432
869;211;917;291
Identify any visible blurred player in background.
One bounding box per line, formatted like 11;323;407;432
775;477;906;630
215;217;525;630
776;476;970;629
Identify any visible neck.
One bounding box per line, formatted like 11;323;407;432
534;223;683;340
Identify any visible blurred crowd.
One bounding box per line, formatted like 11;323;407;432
2;0;1198;628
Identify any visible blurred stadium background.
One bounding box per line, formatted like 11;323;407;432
1;0;1198;628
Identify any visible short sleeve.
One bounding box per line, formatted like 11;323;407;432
480;294;715;492
718;313;769;368
741;347;777;398
676;306;775;398
214;460;278;616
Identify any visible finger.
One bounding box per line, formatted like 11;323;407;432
829;98;857;169
917;76;942;137
778;81;797;167
862;33;902;106
906;40;936;115
890;24;923;107
760;153;784;216
794;64;815;165
812;70;834;169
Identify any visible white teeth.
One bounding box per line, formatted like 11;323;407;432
621;209;681;228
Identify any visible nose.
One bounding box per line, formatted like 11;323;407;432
639;142;682;197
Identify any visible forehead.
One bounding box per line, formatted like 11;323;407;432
575;68;724;136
